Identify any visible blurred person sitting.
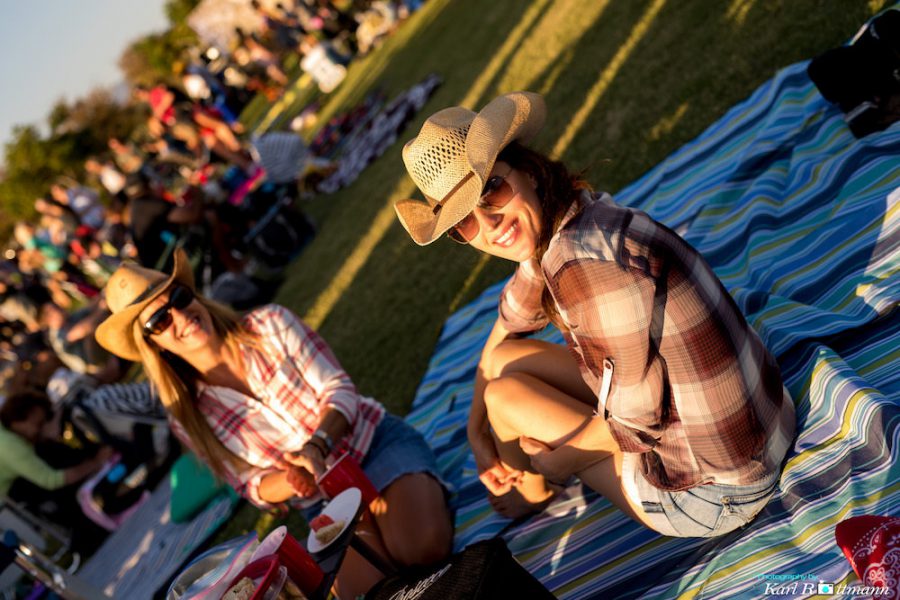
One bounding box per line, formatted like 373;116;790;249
107;137;145;175
49;183;106;232
37;298;125;384
124;171;206;268
135;84;251;171
84;158;128;202
0;390;112;554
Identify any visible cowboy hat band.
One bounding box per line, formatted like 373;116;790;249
95;248;195;362
395;91;546;245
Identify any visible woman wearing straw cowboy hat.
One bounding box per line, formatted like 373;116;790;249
395;92;795;537
95;249;452;597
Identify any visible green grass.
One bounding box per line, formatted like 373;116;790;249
214;0;886;542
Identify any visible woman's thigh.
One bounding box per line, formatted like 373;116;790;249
489;338;594;405
485;372;596;446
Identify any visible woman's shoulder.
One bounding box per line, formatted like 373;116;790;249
241;304;308;337
546;191;623;265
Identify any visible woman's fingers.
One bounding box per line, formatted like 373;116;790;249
479;461;522;495
286;465;318;497
282;450;304;466
519;436;552;456
282;449;326;477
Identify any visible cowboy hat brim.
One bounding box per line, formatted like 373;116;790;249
95;248;194;361
395;92;546;245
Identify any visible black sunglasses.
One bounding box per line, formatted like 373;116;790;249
448;167;514;244
142;284;195;337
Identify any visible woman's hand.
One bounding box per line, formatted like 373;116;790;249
282;444;327;499
285;465;318;498
470;430;522;496
519;437;575;484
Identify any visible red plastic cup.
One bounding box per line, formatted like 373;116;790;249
316;453;379;505
265;527;324;595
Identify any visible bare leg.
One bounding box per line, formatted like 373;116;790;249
482;339;652;526
370;473;453;567
332;513;390;600
332;474;452;599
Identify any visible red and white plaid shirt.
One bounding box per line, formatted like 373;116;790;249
171;304;385;508
499;192;795;491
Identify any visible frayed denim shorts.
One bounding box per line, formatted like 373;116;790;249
360;413;448;494
622;453;780;538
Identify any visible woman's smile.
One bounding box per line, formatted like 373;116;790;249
492;219;520;248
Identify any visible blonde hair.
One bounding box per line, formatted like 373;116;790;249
135;294;258;479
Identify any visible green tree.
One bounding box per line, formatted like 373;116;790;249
118;0;203;88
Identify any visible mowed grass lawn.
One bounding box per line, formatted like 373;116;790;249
217;0;884;539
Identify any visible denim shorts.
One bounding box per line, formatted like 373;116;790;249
360;413;449;495
300;414;448;519
622;453;780;538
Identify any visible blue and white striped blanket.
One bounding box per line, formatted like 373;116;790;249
405;60;899;599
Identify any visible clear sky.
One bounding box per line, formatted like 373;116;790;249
0;0;170;149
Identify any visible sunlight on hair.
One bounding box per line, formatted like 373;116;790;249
725;0;757;27
303;179;416;329
550;0;668;159
648;102;689;142
459;0;553;107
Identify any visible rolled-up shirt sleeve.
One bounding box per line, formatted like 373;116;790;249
498;258;550;334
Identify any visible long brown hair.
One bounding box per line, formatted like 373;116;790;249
135;294;258;479
495;142;591;327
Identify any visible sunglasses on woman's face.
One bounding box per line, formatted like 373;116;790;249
448;167;515;244
142;284;195;337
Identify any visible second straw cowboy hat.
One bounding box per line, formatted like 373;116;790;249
395;91;546;245
95;248;194;361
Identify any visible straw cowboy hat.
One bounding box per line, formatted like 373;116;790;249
95;248;194;361
395;91;546;245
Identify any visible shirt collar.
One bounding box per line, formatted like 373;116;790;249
557;189;598;231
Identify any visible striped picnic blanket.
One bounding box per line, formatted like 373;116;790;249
405;59;899;599
79;479;236;599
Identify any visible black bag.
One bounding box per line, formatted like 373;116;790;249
808;10;900;138
365;537;557;600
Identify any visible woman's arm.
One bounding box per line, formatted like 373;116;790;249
469;317;521;495
268;305;363;428
262;406;352;503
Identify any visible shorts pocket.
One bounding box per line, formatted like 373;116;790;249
713;479;778;533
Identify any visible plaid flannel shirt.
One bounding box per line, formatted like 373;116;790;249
171;304;385;508
499;192;795;490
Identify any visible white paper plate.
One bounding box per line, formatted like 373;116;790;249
306;487;361;553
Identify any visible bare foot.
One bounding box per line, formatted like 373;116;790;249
488;484;562;519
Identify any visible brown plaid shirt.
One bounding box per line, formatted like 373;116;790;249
499;192;795;490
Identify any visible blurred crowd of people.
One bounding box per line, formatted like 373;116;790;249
0;0;428;570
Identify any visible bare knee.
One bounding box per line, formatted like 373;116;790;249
484;339;530;380
484;373;533;416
